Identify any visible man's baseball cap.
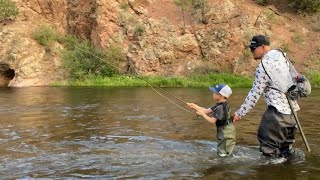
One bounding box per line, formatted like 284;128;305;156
248;35;270;48
209;84;232;98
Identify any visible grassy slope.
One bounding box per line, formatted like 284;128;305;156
52;73;254;88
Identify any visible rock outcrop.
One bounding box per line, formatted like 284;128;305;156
0;0;316;86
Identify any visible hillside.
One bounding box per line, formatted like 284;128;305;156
0;0;319;87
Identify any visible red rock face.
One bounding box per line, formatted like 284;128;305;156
66;0;97;40
0;0;317;86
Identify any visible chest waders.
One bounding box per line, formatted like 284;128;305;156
215;102;232;127
214;102;236;156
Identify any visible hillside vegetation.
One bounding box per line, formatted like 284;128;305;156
0;0;319;87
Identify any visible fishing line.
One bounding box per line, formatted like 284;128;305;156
74;46;195;115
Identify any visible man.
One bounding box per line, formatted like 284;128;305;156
233;35;299;158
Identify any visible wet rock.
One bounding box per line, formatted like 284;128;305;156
0;23;63;87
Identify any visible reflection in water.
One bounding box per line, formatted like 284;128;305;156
0;87;319;179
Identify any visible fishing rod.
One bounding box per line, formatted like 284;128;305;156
286;94;311;152
74;46;196;116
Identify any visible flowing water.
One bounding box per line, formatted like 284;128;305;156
0;87;319;179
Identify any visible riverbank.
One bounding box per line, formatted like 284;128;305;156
52;73;253;88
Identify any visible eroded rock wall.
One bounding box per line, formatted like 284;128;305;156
0;0;313;86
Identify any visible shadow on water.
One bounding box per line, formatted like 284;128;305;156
0;87;319;179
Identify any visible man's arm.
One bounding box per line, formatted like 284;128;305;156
234;63;269;120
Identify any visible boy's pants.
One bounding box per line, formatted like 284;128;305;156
217;123;236;156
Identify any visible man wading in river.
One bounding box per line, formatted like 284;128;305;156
233;35;299;158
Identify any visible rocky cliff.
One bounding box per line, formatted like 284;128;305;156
0;0;319;87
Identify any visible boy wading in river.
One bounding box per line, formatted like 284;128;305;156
187;84;236;157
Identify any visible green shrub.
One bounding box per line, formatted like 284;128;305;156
118;12;136;30
133;23;145;39
191;0;209;24
291;33;302;44
106;43;126;63
119;2;129;10
0;0;19;21
265;9;278;23
306;71;320;88
256;0;268;5
192;0;208;9
62;36;121;80
281;43;291;52
32;25;62;46
288;0;320;13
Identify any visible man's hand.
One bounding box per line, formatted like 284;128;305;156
233;114;241;122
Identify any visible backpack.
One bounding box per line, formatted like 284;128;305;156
261;49;311;100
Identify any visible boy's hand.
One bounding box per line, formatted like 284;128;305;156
233;114;241;122
187;103;197;109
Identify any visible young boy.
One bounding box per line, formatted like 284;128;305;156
187;84;236;157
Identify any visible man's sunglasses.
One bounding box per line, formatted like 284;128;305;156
250;46;258;52
250;45;263;52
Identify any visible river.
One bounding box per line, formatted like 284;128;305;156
0;87;319;179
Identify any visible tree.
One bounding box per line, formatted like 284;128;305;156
288;0;320;13
174;0;191;34
191;0;209;24
255;0;268;6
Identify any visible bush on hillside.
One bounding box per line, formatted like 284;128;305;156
0;0;19;21
32;25;62;47
191;0;210;24
288;0;320;13
133;23;145;39
256;0;268;6
62;36;122;80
